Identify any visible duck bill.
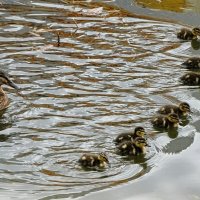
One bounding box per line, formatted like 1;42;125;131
7;80;19;90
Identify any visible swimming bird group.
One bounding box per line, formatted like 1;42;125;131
78;26;199;169
1;26;199;170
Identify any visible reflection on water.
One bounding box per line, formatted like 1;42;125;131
135;0;189;12
135;0;200;14
0;0;199;199
191;39;200;50
0;134;10;142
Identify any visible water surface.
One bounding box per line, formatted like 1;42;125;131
0;0;200;200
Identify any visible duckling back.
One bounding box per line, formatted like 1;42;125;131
158;105;178;115
177;28;196;40
151;113;179;129
157;102;190;117
115;132;135;144
79;153;108;168
117;140;136;156
117;137;148;156
115;127;145;144
182;57;200;70
180;72;200;85
151;115;168;128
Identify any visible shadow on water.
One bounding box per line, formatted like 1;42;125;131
0;134;10;142
0;0;199;199
163;135;194;154
191;39;200;50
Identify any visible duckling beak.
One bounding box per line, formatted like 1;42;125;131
179;121;184;126
7;79;19;90
187;108;191;112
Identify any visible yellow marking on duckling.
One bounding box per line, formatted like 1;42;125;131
154;118;158;122
141;147;146;154
118;137;123;141
182;112;187;116
161;107;165;111
173;123;178;128
100;162;107;168
132;148;136;155
122;144;127;149
186;75;190;79
81;156;86;160
100;163;103;168
184;31;187;39
90;157;94;165
162;118;166;127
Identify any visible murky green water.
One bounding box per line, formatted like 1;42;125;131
0;0;200;199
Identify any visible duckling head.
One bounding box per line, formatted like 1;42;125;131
0;71;19;90
98;152;109;164
192;27;200;36
167;113;179;124
134;137;149;148
134;126;145;137
179;102;190;113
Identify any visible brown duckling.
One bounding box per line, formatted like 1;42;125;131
114;126;145;144
0;70;19;111
151;113;179;129
158;102;190;117
182;57;200;69
177;27;200;40
78;152;109;169
180;72;200;85
117;137;149;156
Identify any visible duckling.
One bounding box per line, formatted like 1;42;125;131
177;27;200;40
158;102;190;117
117;137;149;156
0;70;19;111
182;57;200;69
180;72;200;85
78;152;109;169
114;126;145;144
151;113;179;129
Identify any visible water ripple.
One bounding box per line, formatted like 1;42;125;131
0;0;198;199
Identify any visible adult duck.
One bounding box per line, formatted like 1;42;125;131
0;70;19;111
